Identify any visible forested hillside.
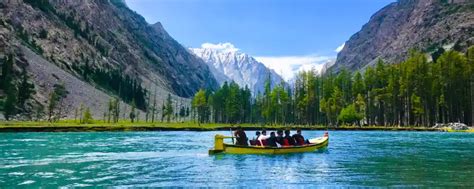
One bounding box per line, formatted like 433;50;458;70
0;0;217;120
192;48;474;127
333;0;473;72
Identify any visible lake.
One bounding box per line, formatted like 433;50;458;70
0;131;473;187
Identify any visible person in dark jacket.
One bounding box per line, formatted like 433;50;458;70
292;129;305;145
276;130;284;146
233;126;248;146
266;132;278;147
284;130;296;146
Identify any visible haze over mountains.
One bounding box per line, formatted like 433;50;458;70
190;43;285;94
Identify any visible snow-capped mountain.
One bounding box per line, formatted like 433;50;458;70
190;43;285;94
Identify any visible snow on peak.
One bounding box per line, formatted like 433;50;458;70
200;42;240;53
190;43;285;94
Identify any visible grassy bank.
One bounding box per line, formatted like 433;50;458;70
444;128;474;133
0;120;449;132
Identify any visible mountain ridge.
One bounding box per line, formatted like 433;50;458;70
0;0;217;119
332;0;474;72
189;43;285;94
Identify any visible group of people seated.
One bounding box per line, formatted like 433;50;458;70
233;127;308;147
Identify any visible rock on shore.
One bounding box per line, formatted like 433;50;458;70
433;122;470;130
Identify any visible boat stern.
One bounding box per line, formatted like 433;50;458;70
209;134;232;155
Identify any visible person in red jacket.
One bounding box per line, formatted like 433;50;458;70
292;129;305;146
283;130;295;146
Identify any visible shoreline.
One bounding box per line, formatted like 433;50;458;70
0;122;451;132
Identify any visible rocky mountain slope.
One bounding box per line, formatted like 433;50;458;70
190;43;285;94
0;0;217;119
332;0;474;71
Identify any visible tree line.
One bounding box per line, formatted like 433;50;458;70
0;54;35;120
84;93;191;124
0;54;191;123
71;60;147;110
192;47;474;127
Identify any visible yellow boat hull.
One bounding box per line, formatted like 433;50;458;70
209;135;329;155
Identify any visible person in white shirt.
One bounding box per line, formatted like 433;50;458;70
257;130;270;146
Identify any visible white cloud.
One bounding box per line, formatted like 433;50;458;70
200;42;239;53
255;55;335;81
335;42;345;53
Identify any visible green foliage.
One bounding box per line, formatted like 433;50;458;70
179;106;186;118
14;25;44;55
190;46;474;127
0;54;35;119
0;54;14;90
39;29;48;39
338;104;363;125
17;68;35;107
4;85;17;120
164;94;174;123
71;63;147;110
108;98;120;123
150;91;157;123
81;107;93;124
31;4;108;57
129;101;136;123
191;81;254;124
192;89;208;125
47;83;68;122
226;82;242;123
23;0;53;12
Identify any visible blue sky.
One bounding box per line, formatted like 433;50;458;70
126;0;395;80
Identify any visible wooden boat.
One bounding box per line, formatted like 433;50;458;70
208;132;329;155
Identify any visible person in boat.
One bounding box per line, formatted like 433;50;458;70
276;130;284;146
233;126;248;146
283;130;296;146
250;131;261;145
292;129;305;146
258;129;270;146
266;132;278;147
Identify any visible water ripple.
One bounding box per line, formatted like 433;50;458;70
0;131;472;187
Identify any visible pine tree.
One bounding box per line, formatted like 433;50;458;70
17;68;35;107
355;94;366;125
151;89;157;123
82;107;93;124
47;92;57;122
192;89;207;125
338;104;363;126
129;101;136;123
467;46;474;126
189;47;473;127
2;54;16;120
4;85;17;120
1;54;14;90
164;94;173;123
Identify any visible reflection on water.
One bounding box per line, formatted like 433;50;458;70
0;131;473;187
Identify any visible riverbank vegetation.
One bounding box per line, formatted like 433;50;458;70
192;48;474;127
1;47;473;130
0;120;448;132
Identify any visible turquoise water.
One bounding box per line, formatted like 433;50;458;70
0;131;473;187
